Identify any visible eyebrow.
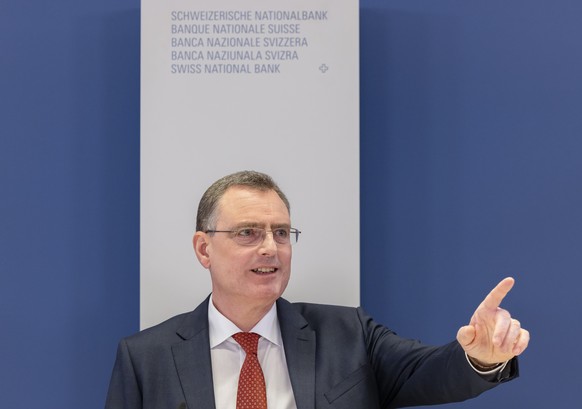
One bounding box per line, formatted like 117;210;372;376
231;222;291;229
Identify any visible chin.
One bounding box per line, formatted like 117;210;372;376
253;285;286;302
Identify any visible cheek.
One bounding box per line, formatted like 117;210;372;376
209;242;242;264
213;249;253;278
281;247;292;265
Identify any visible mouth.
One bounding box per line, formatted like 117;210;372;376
251;267;277;275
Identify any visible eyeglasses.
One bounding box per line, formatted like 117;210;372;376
205;227;301;246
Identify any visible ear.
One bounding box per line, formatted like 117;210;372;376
193;231;211;269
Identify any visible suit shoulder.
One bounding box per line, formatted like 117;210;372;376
289;301;365;330
291;301;359;315
283;300;397;339
121;310;196;348
121;297;210;347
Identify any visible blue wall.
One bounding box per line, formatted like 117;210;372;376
360;1;582;407
2;0;581;408
1;1;140;407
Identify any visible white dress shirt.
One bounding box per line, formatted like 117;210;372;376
208;296;297;409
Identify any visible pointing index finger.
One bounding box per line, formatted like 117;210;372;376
482;277;515;309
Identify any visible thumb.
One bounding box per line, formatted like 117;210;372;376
457;325;476;347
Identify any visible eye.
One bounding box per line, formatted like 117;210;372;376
273;228;289;238
236;228;258;238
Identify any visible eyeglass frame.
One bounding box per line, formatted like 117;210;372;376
204;226;301;246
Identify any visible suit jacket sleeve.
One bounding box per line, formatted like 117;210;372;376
105;339;143;409
286;301;518;408
356;307;518;408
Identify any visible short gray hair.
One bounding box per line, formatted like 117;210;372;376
196;170;290;231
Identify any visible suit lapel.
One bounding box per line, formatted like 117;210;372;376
277;298;316;409
170;297;316;409
172;297;216;409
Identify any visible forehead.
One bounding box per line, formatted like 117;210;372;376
216;186;290;224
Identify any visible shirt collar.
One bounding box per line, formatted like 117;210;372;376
208;295;282;348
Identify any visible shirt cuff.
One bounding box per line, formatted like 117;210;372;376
465;353;509;375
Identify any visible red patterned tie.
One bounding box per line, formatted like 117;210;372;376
232;332;267;409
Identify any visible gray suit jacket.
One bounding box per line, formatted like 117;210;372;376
105;297;517;409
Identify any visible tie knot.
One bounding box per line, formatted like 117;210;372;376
233;332;260;355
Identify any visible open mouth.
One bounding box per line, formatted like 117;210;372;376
251;268;277;274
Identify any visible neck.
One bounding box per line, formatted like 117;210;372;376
212;295;275;332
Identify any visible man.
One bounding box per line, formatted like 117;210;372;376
105;170;529;409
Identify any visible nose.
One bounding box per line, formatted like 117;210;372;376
257;231;278;255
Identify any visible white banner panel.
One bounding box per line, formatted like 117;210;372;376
141;0;359;329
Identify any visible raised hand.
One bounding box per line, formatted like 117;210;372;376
456;277;530;366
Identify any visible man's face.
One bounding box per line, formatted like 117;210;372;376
195;186;292;313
